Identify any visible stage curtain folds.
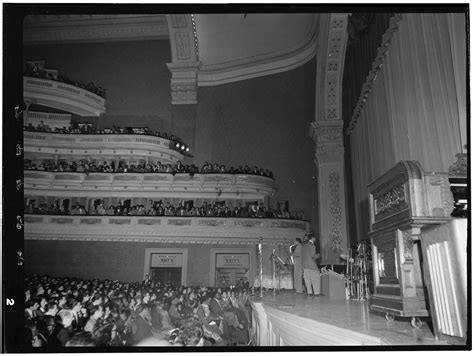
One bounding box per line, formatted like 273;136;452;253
349;13;466;240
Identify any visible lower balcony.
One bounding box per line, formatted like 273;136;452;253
24;214;309;245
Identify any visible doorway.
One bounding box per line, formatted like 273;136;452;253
150;267;182;287
216;268;249;288
143;248;188;287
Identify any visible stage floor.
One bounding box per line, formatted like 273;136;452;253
254;291;447;346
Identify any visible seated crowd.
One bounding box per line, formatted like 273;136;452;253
25;200;306;220
24;64;106;98
24;274;253;348
24;158;274;178
24;122;184;146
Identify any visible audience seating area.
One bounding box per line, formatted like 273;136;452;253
25;199;306;220
24;123;189;154
24;274;253;348
24;157;274;178
24;63;106;98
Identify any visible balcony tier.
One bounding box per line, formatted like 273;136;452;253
24;76;106;117
24;214;309;244
24;171;277;200
24;131;184;163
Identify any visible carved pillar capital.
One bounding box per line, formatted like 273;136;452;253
166;61;202;105
166;14;200;105
310;120;345;165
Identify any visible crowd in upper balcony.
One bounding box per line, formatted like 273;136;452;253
24;63;106;98
25;199;306;221
24;121;192;154
24;158;274;179
25;121;180;141
24;274;253;348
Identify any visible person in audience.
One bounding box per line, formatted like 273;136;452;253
36;296;48;317
131;304;152;344
25;299;40;320
69;299;83;332
84;305;104;333
151;299;175;338
43;300;59;317
56;309;75;346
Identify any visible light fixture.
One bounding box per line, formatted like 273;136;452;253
185;147;190;152
181;145;185;150
175;143;180;148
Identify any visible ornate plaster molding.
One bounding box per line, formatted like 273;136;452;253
166;15;200;105
310;120;344;165
329;171;344;253
310;14;347;164
23;15;169;44
324;14;349;122
346;13;403;135
166;61;202;105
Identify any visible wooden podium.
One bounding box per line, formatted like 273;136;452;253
368;161;453;328
320;271;346;301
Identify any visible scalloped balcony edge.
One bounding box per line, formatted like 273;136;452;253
24;76;106;117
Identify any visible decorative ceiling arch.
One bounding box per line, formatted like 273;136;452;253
165;13;321;104
195;13;320;87
165;14;201;105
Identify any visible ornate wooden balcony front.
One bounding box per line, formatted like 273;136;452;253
24;131;184;163
24;214;309;244
24;76;106;117
24;171;277;200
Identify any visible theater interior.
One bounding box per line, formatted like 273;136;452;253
2;5;469;351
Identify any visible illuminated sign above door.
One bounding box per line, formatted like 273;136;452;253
151;253;183;267
216;254;249;268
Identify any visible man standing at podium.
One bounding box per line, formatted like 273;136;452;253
290;238;304;294
302;234;321;296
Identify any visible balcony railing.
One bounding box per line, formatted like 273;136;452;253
24;76;106;117
25;111;72;122
24;171;277;199
24;214;309;243
24;131;184;163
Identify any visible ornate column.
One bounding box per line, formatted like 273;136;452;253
310;13;349;264
166;14;201;105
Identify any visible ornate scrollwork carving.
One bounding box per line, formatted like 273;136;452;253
329;171;344;253
374;184;408;220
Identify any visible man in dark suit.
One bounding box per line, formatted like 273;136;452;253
302;234;322;296
131;304;152;345
209;291;242;339
290;238;304;293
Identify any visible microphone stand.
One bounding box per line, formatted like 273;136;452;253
272;249;276;297
258;238;263;298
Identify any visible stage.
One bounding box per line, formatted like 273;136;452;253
250;291;448;346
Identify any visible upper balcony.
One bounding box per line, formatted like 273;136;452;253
24;171;277;200
24;76;106;117
24;131;185;163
